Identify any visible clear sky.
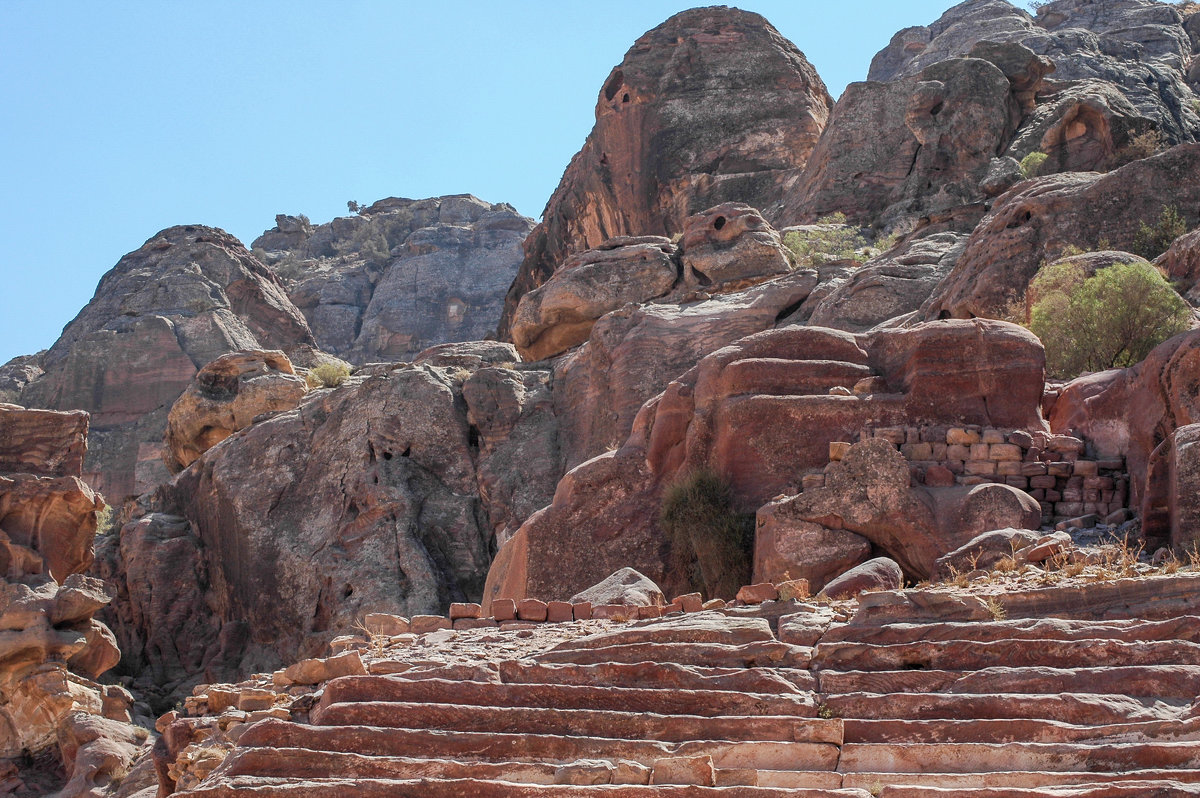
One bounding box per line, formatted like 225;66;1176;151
0;1;963;365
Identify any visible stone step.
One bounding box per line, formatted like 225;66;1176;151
812;638;1200;672
495;660;816;693
819;616;1200;647
314;701;843;744
839;770;1200;790
534;640;810;668
821;692;1171;725
180;776;873;797
235;718;843;771
878;782;1200;797
838;740;1200;774
842;717;1200;745
316;676;817;717
817;665;1200;700
547;615;775;649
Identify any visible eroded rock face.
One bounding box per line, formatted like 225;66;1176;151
679;204;793;291
486;319;1047;602
1050;329;1200;533
1158;226;1200;304
18;226;316;501
0;406;141;791
770;438;1040;580
511;238;677;362
868;0;1200;145
101;345;561;698
163;350;308;473
753;502;872;591
257;196;534;362
783;54;1021;230
925;145;1200;320
499;6;833;336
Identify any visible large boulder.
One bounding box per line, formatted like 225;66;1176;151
767;438;1040;580
924;145;1200;320
258;196;534;362
100;348;561;696
18;226;316;501
511;237;677;362
486;319;1047;602
679;204;793;290
499;6;833;337
753;501;872;591
163;350;308;473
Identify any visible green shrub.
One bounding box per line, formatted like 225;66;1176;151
659;468;754;600
1132;205;1188;260
1019;151;1047;179
783;213;871;266
1028;259;1192;377
306;362;351;389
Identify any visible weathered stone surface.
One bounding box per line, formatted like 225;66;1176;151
925;144;1200;321
1158;226;1200;305
163;350;308;473
772;439;1041;579
0;474;102;583
679;204;792;291
783;55;1019;230
803;233;965;332
569;568;665;609
552;269;816;469
868;0;1200;145
753;500;871;591
820;557;904;600
511;238;677;362
487;319;1047;600
499;6;833;336
0;403;88;478
1050;328;1200;516
258;195;534;362
104;363;498;693
934;528;1043;579
0;353;45;405
1142;423;1200;552
18;225;316;501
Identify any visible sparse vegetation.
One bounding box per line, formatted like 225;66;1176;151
95;504;116;536
985;596;1007;620
1107;129;1167;171
659;468;754;600
783;213;871;266
1028;258;1192;378
306;362;351;389
1019;151;1048;179
1133;205;1188;260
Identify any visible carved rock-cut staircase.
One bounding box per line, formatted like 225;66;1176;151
173;578;1200;797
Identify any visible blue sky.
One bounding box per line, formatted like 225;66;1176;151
0;1;962;365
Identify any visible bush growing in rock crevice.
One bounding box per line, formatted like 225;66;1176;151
659;468;754;600
1028;258;1192;378
1132;205;1188;260
783;213;872;266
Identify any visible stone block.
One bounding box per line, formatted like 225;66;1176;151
996;461;1022;476
491;599;516;621
1048;462;1072;477
802;473;826;491
829;441;852;461
651;755;715;787
924;465;956;487
546;601;573;623
947;428;981;445
517;599;548;622
454;618;498;631
735;583;779;604
1049;435;1085;454
965;460;996;476
989;443;1022;461
449;603;481;620
901;442;933;460
572;602;593;620
672;593;704;613
982;428;1005;444
946;444;971;461
1073;460;1099;477
411;615;452;634
970;443;990;461
363;613;410;636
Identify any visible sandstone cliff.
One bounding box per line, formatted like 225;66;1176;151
17;226;316;502
498;6;833;337
254;195;533;362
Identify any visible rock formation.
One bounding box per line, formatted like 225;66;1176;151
98;343;560;703
486;319;1048;603
16;226;316;502
0;404;146;796
924;144;1200;320
868;0;1200;145
498;6;833;337
255;195;534;361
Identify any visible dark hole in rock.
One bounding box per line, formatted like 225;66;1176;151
622;93;630;103
342;584;354;598
382;451;392;461
938;309;952;320
713;216;727;231
604;69;624;102
930;101;944;116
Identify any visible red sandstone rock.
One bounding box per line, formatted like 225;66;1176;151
734;583;779;605
754;500;872;591
516;599;548;622
449;603;481;620
680;204;793;291
821;557;904;600
499;6;832;337
491;599;516;622
546;601;573;623
0;404;88;478
163;350;308;473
